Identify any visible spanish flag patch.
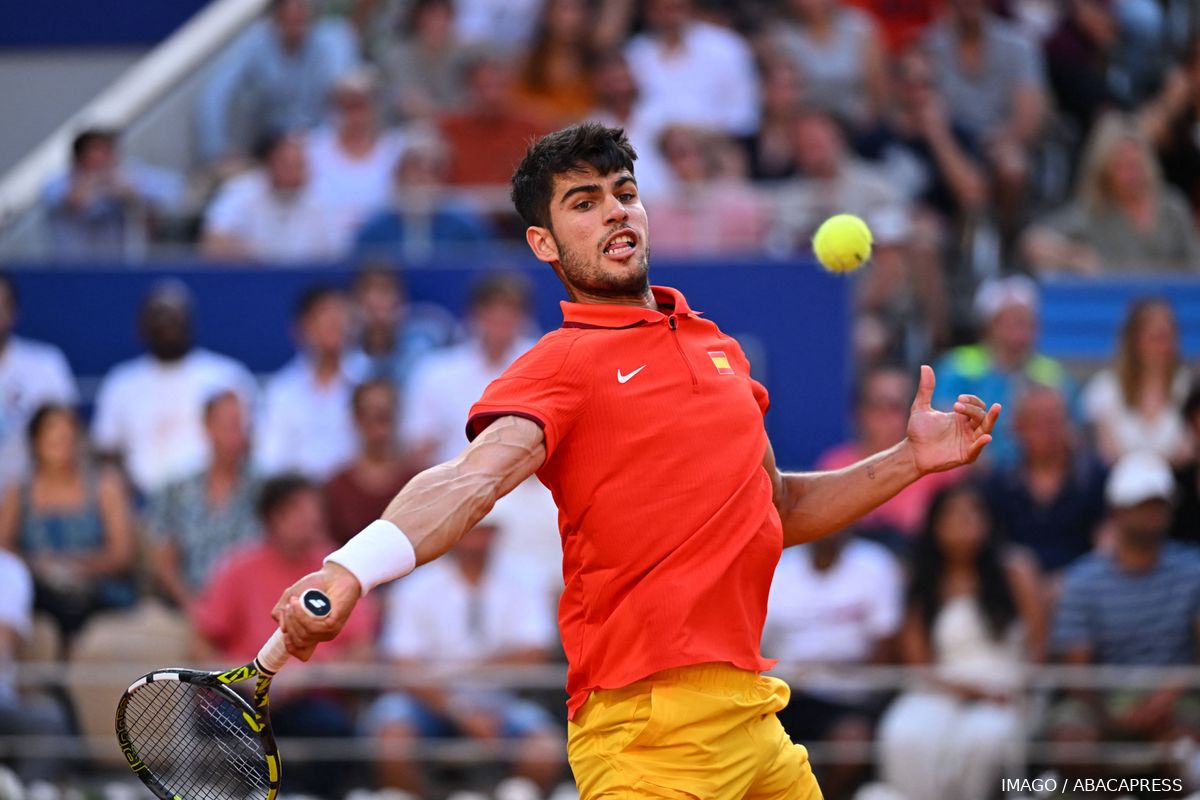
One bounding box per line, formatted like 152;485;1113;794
708;351;735;375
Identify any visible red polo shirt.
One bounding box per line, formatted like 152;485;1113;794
467;286;782;717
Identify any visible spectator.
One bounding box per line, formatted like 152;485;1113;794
402;273;538;465
771;113;945;367
201;132;344;262
877;484;1045;800
624;0;761;137
742;56;808;181
0;551;69;784
193;474;376;798
854;46;988;351
324;381;421;545
845;0;939;53
1082;297;1192;466
512;0;597;124
763;529;903;799
924;0;1048;241
353;134;496;262
1044;0;1158;135
91;281;256;495
349;263;460;388
0;405;137;639
1173;382;1200;544
1142;41;1200;221
1045;451;1200;756
364;517;561;795
983;384;1107;575
256;286;370;480
438;55;548;186
770;0;888;132
378;0;471;121
648;125;771;255
196;0;359;165
1020;112;1200;273
815;366;960;548
1046;0;1114;130
146;391;260;613
932;275;1074;467
0;273;77;492
306;69;407;248
42;128;185;259
453;0;544;52
586;49;671;196
855;46;988;227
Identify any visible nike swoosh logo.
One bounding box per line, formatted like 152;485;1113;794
617;365;647;384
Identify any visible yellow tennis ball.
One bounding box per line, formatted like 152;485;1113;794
813;214;873;273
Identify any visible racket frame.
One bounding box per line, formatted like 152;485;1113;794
115;658;282;800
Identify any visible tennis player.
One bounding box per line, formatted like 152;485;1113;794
273;123;1001;799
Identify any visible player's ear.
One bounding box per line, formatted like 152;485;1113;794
526;226;559;265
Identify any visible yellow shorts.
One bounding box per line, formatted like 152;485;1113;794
567;663;824;800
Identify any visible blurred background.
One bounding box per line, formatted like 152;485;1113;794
2;0;1200;798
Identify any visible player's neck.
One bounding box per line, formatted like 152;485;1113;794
568;284;655;309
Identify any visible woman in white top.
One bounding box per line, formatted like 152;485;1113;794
877;484;1045;800
771;0;888;131
1082;297;1193;466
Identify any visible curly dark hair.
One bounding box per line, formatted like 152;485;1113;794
510;122;637;229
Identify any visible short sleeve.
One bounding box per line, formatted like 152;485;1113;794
1050;566;1094;655
720;334;769;415
204;176;253;238
91;371;126;452
466;334;590;462
865;549;904;638
0;553;33;637
378;580;427;660
1080;370;1117;424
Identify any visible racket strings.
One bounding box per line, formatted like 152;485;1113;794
123;679;271;800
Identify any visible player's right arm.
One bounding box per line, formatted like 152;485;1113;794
272;415;545;659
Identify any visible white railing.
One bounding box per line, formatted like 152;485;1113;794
0;0;268;228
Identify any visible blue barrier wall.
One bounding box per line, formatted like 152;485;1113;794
1040;275;1200;361
2;1;209;47
7;258;852;470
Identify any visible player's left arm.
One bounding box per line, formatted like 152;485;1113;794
767;365;1000;548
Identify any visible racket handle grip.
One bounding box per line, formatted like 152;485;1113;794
255;589;332;675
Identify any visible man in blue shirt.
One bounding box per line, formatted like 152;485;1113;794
1047;451;1200;751
196;0;358;165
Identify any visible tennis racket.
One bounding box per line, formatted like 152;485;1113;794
114;588;332;800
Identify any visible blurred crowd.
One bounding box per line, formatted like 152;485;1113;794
34;0;1200;362
8;0;1200;797
2;259;1200;799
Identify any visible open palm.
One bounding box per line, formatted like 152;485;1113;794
906;365;1002;474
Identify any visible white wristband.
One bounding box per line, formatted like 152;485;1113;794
324;519;416;593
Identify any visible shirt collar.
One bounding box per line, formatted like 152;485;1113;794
560;285;698;329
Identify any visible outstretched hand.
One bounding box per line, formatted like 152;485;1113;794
906;365;1001;474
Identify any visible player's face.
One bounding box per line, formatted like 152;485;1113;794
530;165;650;299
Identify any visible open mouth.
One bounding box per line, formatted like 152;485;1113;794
603;230;639;258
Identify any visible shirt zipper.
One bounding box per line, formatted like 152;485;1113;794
668;315;699;391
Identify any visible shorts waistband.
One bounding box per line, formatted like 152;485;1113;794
641;662;762;690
